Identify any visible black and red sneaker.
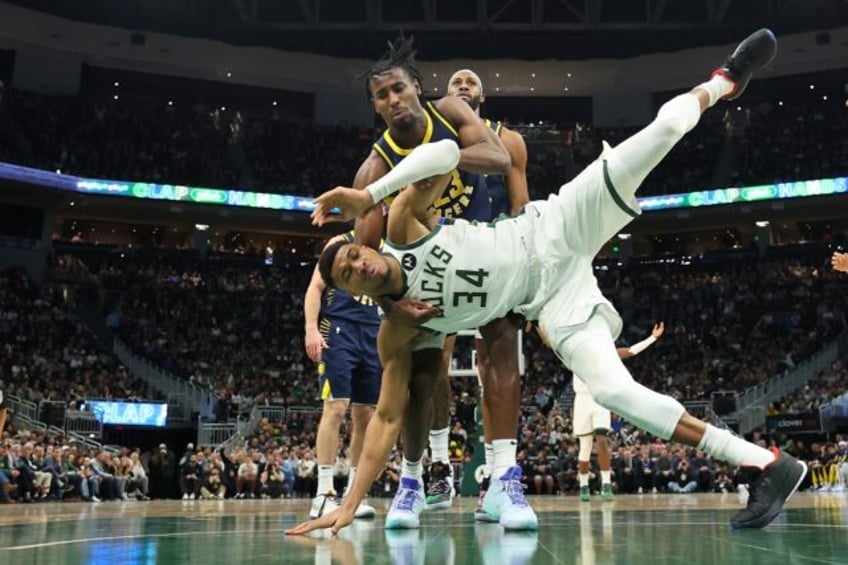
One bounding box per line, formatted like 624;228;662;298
730;451;807;529
712;28;778;101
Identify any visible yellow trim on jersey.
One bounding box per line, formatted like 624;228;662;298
372;143;395;169
428;101;459;137
484;118;503;136
319;318;331;339
382;110;434;156
320;376;332;400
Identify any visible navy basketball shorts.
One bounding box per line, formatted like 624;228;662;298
318;319;381;405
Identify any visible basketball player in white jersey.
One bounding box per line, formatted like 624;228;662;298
288;29;808;536
572;322;664;501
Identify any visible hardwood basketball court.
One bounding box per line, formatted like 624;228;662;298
0;493;845;564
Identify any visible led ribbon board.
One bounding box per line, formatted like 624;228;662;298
1;160;845;213
84;400;168;427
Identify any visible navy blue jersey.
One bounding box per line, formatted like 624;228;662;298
373;100;491;222
483;119;509;219
320;231;381;327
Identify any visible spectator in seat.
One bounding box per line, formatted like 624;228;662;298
634;445;655;495
200;466;227;500
295;449;316;498
654;448;674;493
692;450;714;492
669;458;698;494
260;455;287;499
556;442;579;494
532;448;556;494
235;452;258;499
149;443;177;499
89;452;123;500
612;447;634;494
180;454;203;500
128;452;150;500
58;450;87;500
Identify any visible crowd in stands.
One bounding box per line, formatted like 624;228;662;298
2;84;847;201
0;267;153;407
769;361;848;416
93;253;313;419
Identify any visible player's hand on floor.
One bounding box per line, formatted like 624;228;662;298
832;252;848;274
285;507;355;536
390;298;441;326
311;187;374;226
305;327;328;362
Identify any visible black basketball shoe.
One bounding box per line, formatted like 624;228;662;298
730;451;807;529
712;28;777;101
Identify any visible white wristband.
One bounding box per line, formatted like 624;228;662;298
628;335;657;356
365;139;461;205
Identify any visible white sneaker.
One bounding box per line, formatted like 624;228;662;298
385;477;426;529
182;493;189;500
480;466;538;531
354;499;377;519
309;491;341;519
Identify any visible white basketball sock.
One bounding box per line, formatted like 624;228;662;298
601;470;611;485
317;465;334;495
696;73;736;107
429;427;451;464
401;458;423;481
697;424;776;469
492;439;518;478
578;473;589;487
484;442;494;473
343;466;356;498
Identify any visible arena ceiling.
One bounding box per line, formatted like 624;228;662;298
10;0;848;60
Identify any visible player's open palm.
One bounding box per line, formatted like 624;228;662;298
652;322;665;339
390;298;441;326
832;252;848;274
285;506;355;536
305;327;327;362
311;187;373;226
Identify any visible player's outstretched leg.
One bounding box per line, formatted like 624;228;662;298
559;315;806;530
543;28;778;261
604;27;777;206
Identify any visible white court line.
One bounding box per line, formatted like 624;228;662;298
0;527;289;551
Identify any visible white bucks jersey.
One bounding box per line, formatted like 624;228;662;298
383;217;535;334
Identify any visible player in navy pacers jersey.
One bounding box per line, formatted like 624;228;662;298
303;231;381;520
343;34;529;529
370;84;500;512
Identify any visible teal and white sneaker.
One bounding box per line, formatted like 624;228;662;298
385;477;426;529
579;486;590;502
601;483;614;500
425;461;455;510
480;466;538;531
474;476;498;522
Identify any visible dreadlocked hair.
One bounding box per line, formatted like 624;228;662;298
318;239;347;289
358;33;423;98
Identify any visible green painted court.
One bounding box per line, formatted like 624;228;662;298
0;493;845;564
